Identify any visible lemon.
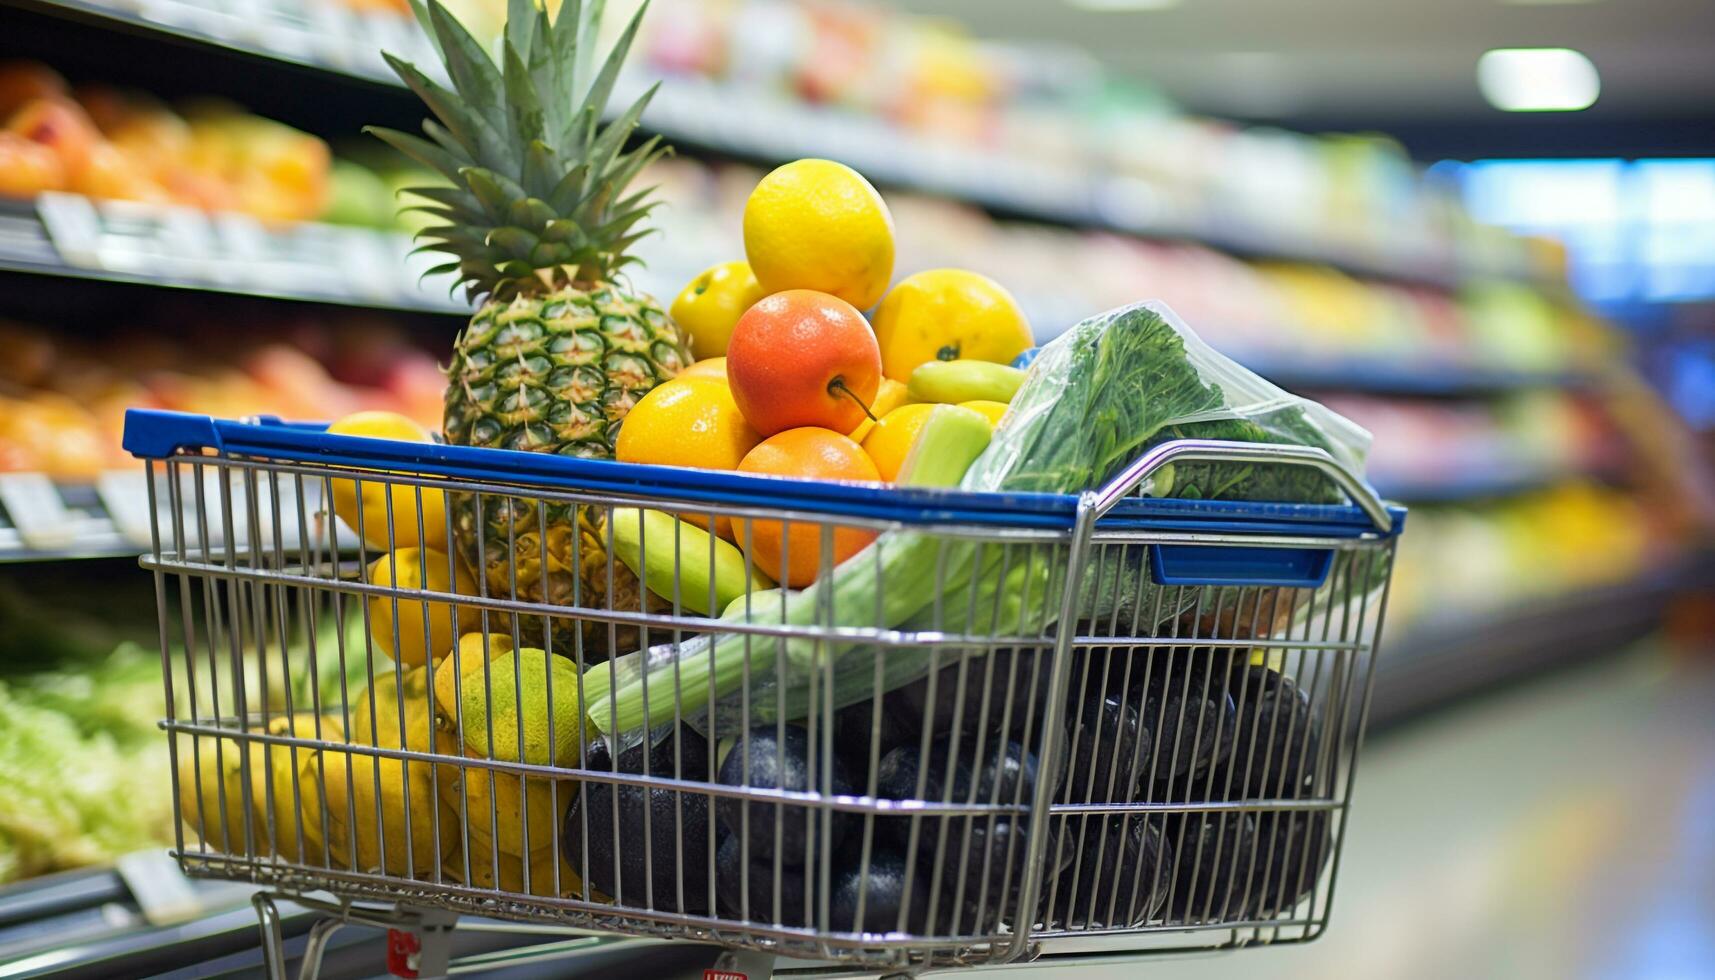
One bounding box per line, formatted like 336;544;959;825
433;647;582;856
326;410;446;551
175;733;253;853
454;630;516;665
432;646;582;769
847;377;911;443
366;547;477;667
439;759;567;859
254;714;328;864
447;840;583;897
320;742;458;877
670;261;767;359
743;159;895;310
615;377;760;472
870;269;1033;382
860;402;938;482
959;400;1009;427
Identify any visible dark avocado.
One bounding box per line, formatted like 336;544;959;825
832;695;920;783
875;737;1043;905
1142;676;1237;781
564;723;713;914
715;724;853;867
1227;666;1322;798
1247;809;1333;917
828;850;930;935
1045;815;1173;928
892;648;1055;741
1061;694;1149;803
1162;812;1257;924
714;832;821;926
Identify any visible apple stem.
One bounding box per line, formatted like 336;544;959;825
828;378;878;423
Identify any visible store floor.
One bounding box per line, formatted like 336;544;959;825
991;645;1715;980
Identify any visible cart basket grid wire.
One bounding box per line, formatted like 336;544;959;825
127;408;1403;972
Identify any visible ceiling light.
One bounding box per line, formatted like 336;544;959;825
1064;0;1182;10
1477;48;1600;112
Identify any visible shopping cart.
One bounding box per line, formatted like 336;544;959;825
124;408;1403;979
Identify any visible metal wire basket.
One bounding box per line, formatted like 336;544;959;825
125;409;1403;979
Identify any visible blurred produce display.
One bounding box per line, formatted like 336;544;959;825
0;572;165;883
1323;392;1626;495
0;56;1598;366
0;60;439;232
0;643;169;884
621;0;1549;280
0;314;444;480
0;62;330;220
1387;483;1662;634
0;568;375;884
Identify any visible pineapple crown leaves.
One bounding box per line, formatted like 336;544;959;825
367;0;669;303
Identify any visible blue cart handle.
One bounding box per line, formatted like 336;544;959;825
1094;439;1393;534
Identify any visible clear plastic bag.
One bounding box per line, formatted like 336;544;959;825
585;302;1372;746
964;301;1371;501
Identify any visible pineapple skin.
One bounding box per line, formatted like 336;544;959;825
444;283;690;659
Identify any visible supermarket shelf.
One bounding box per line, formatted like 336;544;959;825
11;0;433;89
0;468;329;563
0;194;471;315
1370;551;1715;727
14;0;1558;292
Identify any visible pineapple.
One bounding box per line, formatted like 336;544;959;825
370;0;688;658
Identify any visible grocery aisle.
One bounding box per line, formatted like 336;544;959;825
995;646;1715;980
3;0;1714;975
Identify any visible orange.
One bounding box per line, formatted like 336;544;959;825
733;428;879;586
859;402;937;483
617;377;761;472
616;377;762;531
727;289;882;437
847;377;910;443
680;357;728;380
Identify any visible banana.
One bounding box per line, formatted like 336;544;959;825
907;359;1025;405
611;508;774;616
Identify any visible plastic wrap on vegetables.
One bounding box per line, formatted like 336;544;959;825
585;302;1373;745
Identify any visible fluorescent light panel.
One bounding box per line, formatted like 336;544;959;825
1478;48;1600;112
